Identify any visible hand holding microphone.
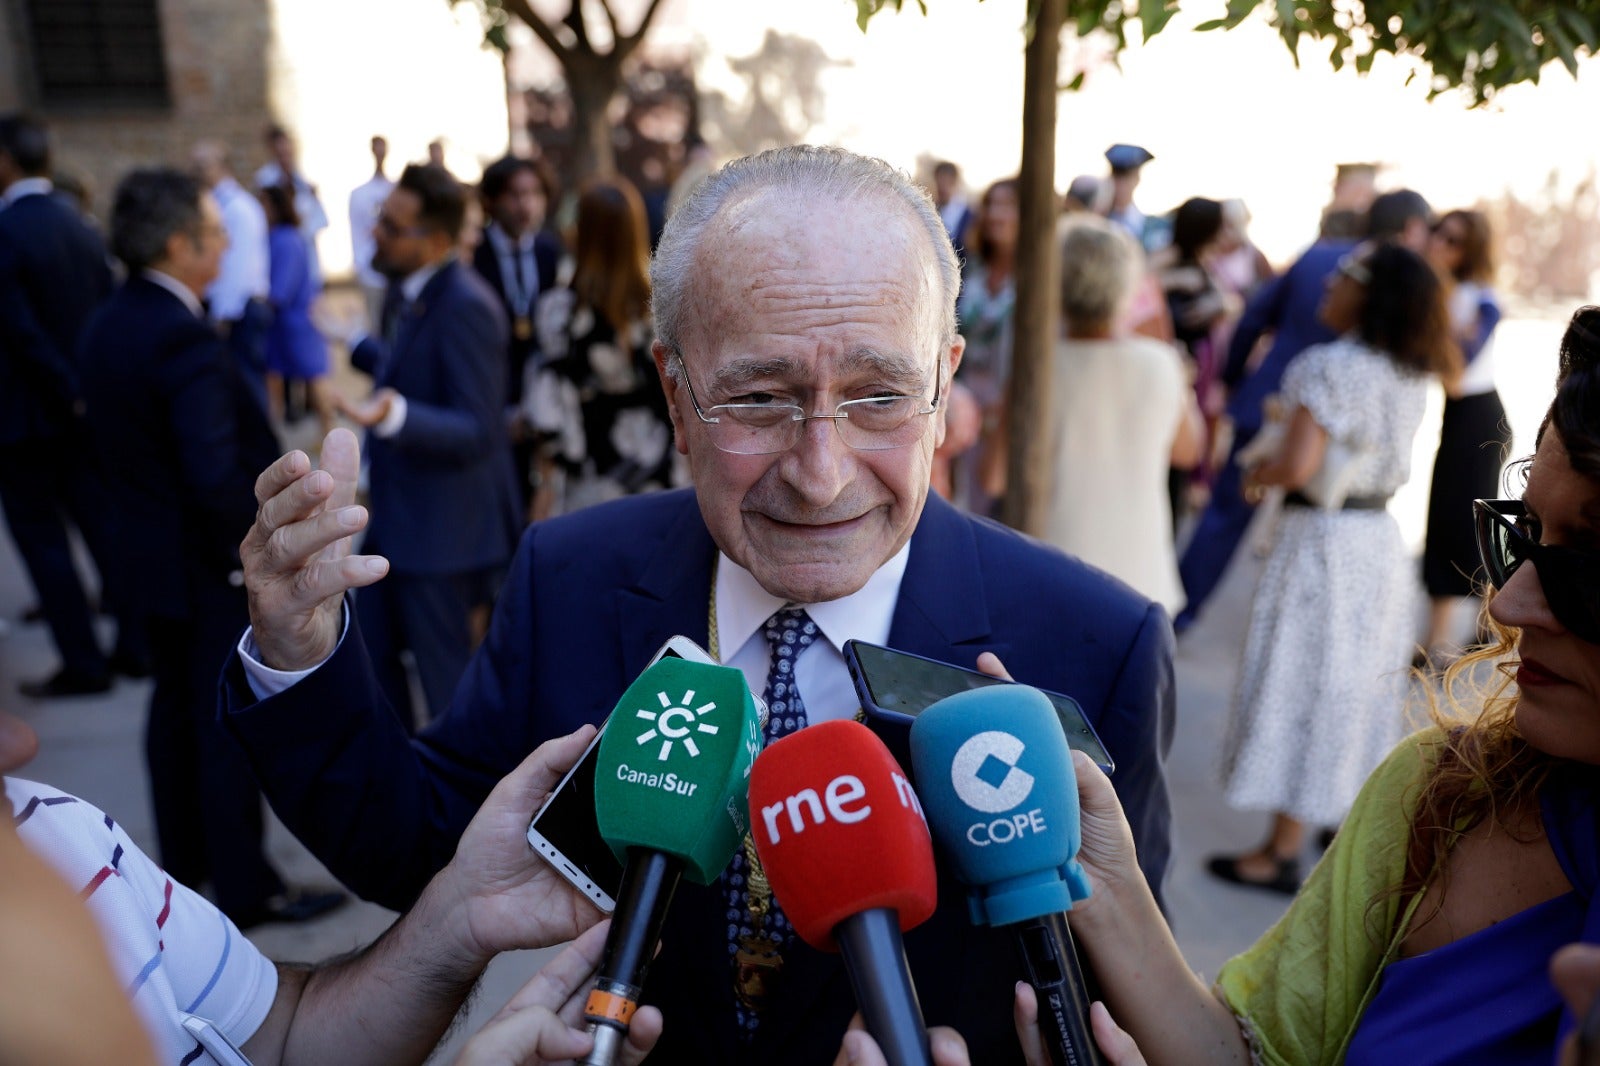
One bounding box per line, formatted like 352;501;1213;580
750;719;939;1066
911;686;1107;1066
579;656;763;1066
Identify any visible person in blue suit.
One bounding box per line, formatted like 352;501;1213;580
222;146;1174;1064
1175;189;1435;631
336;163;522;728
78;168;341;928
0;113;143;696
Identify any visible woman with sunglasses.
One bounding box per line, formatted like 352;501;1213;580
1208;242;1460;894
1420;208;1511;666
1048;307;1600;1064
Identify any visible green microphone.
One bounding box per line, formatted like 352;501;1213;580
579;656;762;1065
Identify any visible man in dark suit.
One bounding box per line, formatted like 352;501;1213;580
223;146;1173;1062
0;113;142;696
471;154;562;513
1176;188;1435;630
337;163;521;727
77;168;340;928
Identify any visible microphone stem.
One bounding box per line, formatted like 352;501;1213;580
835;908;933;1066
1014;911;1107;1066
580;849;684;1066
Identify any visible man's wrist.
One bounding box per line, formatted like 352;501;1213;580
409;862;495;973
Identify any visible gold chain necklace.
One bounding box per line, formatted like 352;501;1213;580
708;568;787;1013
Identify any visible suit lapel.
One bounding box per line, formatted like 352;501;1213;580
615;492;717;680
381;260;456;386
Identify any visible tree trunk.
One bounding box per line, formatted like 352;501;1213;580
563;53;621;181
999;0;1062;536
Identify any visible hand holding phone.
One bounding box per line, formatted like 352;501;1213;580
845;640;1114;774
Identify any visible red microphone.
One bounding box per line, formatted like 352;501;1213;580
749;719;937;1066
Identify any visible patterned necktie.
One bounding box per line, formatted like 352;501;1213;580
725;606;819;1037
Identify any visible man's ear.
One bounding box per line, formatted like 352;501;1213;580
652;340;690;456
933;335;966;448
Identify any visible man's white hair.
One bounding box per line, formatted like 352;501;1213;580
651;144;960;371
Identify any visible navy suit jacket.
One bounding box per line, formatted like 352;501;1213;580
1222;239;1354;432
0;190;113;444
223;488;1174;1063
350;259;521;575
470;228;561;404
78;277;280;620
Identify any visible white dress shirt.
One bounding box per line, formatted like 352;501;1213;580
0;175;53;208
713;543;910;722
206;176;270;321
240;539;912;718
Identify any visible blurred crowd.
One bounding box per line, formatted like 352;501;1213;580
6;101;1589;1065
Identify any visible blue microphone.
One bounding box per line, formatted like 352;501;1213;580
910;686;1105;1066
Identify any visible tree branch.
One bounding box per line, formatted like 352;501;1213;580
565;0;591;51
501;0;571;61
614;0;667;61
596;0;623;48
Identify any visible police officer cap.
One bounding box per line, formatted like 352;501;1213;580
1105;144;1154;172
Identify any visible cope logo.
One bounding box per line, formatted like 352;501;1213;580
950;731;1035;813
634;687;721;762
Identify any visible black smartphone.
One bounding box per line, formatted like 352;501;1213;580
525;636;746;912
844;639;1115;775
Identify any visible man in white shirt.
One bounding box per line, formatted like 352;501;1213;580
192;140;272;410
348;134;394;331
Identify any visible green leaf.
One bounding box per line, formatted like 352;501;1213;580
1140;0;1179;41
1548;20;1581;77
1061;70;1088;90
1355;48;1374;73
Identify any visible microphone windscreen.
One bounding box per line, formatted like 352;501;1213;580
749;720;937;951
909;686;1090;925
594;656;763;884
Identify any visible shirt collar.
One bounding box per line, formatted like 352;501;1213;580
486;221;534;255
399;257;449;302
714;540;911;661
2;176;53;207
142;269;205;318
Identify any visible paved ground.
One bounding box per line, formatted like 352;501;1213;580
8;303;1562;1057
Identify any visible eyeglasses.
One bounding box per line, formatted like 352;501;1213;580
1474;498;1600;643
672;354;943;455
1335;254;1371;285
375;214;430;238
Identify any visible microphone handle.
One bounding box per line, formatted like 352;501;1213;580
834;908;933;1066
578;848;684;1066
1013;912;1107;1066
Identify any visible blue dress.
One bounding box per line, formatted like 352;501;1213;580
265;225;328;379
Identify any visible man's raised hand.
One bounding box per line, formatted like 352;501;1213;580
241;428;389;671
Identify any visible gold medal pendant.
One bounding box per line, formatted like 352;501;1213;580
513;315;533;341
733;932;785;1011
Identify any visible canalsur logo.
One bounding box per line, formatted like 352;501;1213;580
950;731;1035;814
635;687;721;762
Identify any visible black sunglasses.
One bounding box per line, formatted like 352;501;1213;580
1474;499;1600;644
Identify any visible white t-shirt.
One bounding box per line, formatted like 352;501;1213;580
5;778;277;1063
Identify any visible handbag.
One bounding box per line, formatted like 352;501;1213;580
1301;437;1365;509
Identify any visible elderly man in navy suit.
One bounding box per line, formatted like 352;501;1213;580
222;146;1174;1063
336;163;521;728
77;168;341;928
0;113;143;697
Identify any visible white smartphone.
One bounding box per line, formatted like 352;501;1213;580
525;636;736;912
180;1013;254;1065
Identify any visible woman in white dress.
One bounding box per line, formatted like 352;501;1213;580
1044;215;1203;614
1208;242;1461;893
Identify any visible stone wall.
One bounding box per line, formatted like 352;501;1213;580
0;0;274;220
